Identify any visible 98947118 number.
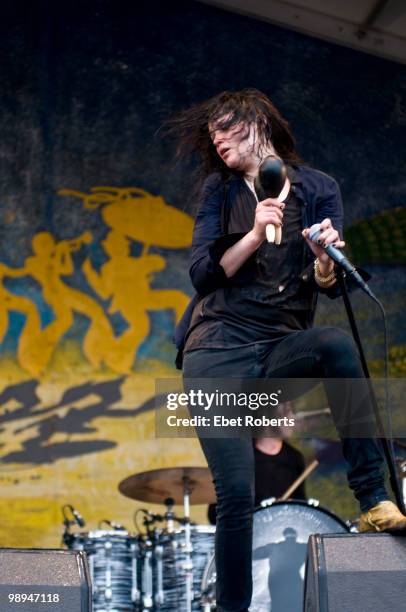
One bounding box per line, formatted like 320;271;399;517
8;593;60;604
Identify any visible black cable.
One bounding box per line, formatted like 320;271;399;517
368;293;393;451
336;269;404;513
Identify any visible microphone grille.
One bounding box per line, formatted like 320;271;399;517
308;223;321;242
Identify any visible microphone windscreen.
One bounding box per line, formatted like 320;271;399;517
255;156;287;200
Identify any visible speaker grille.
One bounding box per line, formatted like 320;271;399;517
0;549;91;612
305;534;406;612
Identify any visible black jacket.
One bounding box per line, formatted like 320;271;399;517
174;165;368;366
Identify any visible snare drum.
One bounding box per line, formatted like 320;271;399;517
66;530;142;611
153;525;215;611
201;500;349;612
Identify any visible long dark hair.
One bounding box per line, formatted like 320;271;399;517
165;88;302;178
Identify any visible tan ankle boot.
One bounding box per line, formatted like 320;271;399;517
359;501;406;533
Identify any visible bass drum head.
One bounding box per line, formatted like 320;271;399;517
251;501;348;612
201;501;348;612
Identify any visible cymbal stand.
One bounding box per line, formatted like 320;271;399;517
164;497;175;533
182;476;194;612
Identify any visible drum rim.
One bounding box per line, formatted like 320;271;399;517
253;498;349;531
154;524;216;538
68;529;136;538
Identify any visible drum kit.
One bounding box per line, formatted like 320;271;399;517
63;466;350;612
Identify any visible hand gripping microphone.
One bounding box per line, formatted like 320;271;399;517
254;156;289;244
308;223;375;298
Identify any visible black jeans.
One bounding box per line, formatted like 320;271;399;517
182;326;388;612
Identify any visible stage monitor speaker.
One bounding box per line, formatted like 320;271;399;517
0;548;91;611
304;533;406;612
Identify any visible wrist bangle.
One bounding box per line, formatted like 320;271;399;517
314;258;336;287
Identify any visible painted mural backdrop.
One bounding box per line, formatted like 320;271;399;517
0;184;208;547
0;0;405;547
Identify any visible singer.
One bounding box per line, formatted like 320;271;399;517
170;89;406;611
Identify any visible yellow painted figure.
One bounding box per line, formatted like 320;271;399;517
3;231;116;374
58;186;194;248
0;262;44;375
83;231;189;372
0;187;193;375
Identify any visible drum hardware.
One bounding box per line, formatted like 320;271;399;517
118;466;215;611
394;456;406;506
124;467;217;611
182;476;194;612
134;503;192;539
104;540;113;601
260;497;276;508
346;518;360;533
62;504;86;533
142;536;154;610
131;539;141;607
99;518;126;530
400;461;406;505
163;497;175;533
154;539;164;606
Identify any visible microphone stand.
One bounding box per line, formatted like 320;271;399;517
336;268;405;514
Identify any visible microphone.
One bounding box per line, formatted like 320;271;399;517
102;519;125;530
70;506;86;528
254;156;289;244
308;223;375;298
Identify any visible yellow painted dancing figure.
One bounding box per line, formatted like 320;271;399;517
0;262;44;376
58;186;194;252
82;231;189;372
59;185;193;371
3;231;116;373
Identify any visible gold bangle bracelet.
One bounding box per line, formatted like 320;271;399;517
314;258;336;287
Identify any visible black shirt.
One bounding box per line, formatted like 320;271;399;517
185;179;314;352
207;441;307;524
253;441;306;506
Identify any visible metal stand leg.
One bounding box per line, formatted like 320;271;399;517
183;477;194;612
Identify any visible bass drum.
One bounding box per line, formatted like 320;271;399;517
201;500;349;612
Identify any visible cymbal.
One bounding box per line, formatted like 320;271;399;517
118;466;216;505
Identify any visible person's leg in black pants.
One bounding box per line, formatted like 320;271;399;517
183;346;259;612
260;326;388;511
